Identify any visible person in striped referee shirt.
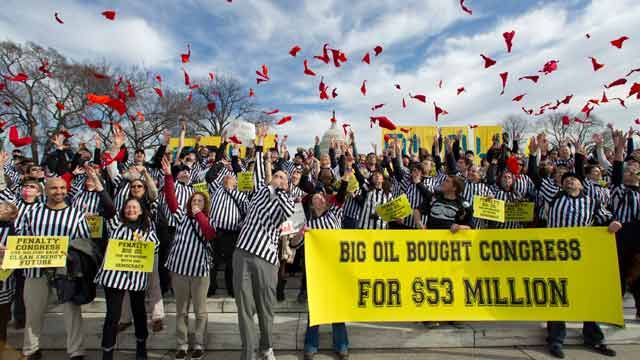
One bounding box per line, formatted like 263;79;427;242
161;156;216;360
234;125;295;360
20;177;91;360
544;167;622;358
610;130;640;320
91;163;157;360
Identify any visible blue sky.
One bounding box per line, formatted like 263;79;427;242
1;0;638;149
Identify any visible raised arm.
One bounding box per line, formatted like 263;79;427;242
161;156;180;214
87;165;116;219
612;130;626;186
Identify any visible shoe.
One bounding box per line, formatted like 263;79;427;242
102;350;114;360
261;348;276;360
26;350;42;360
175;350;187;360
297;289;307;304
14;319;25;330
303;352;315;360
588;344;616;357
70;356;85;360
276;280;286;302
336;351;349;360
548;343;565;359
117;321;132;333
136;340;148;360
151;319;164;332
191;349;205;360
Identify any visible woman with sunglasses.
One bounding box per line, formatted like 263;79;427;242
93;165;158;360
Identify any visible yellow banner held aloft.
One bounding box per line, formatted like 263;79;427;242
237;172;254;192
305;228;623;327
473;196;505;222
376;194;412;222
1;236;69;269
103;239;155;273
505;202;535;222
86;215;104;238
193;182;210;199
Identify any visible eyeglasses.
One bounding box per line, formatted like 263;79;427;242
130;184;145;189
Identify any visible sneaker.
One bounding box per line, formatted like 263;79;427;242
261;348;276;360
303;352;315;360
190;349;205;360
336;351;349;360
548;343;565;359
175;350;187;360
26;350;43;360
588;344;616;357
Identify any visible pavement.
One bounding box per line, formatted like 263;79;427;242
1;345;639;360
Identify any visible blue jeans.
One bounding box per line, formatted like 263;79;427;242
304;321;349;353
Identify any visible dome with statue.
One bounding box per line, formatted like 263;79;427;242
318;111;347;155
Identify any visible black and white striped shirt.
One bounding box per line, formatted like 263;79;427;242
21;204;91;278
94;217;159;291
71;189;102;214
357;187;393;229
0;223;16;304
547;191;612;228
209;187;248;231
164;207;213;277
160;181;193;227
236;147;295;265
292;205;343;250
489;188;527;229
610;160;640;224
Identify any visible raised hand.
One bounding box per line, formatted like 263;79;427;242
0;151;8;167
161;156;172;176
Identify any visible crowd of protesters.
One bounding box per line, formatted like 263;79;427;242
0;120;637;360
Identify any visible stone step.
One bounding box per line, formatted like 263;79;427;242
6;310;640;351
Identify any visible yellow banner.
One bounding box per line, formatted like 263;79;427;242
86;215;104;238
1;236;69;269
305;228;623;326
0;269;13;281
376;194;412;222
168;135;276;158
237;172;254;192
473;196;505;222
505;202;535;222
193;182;210;199
103;239;155;273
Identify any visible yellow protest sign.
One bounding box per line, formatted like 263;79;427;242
1;236;69;269
193;182;210;199
86;215;104;238
0;269;13;282
305;228;623;327
473;196;505;222
336;175;359;194
168;135;277;158
103;239;155;273
505;201;535;222
375;194;412;222
237;172;254;192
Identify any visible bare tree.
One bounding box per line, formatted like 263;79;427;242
191;75;257;135
539;112;605;146
500;115;531;141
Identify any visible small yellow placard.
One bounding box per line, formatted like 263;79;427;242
0;269;13;282
86;215;104;238
337;175;359;194
237;172;254;192
505;202;535;222
193;182;210;199
376;194;412;222
103;239;155;273
1;236;69;269
473;196;505;222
